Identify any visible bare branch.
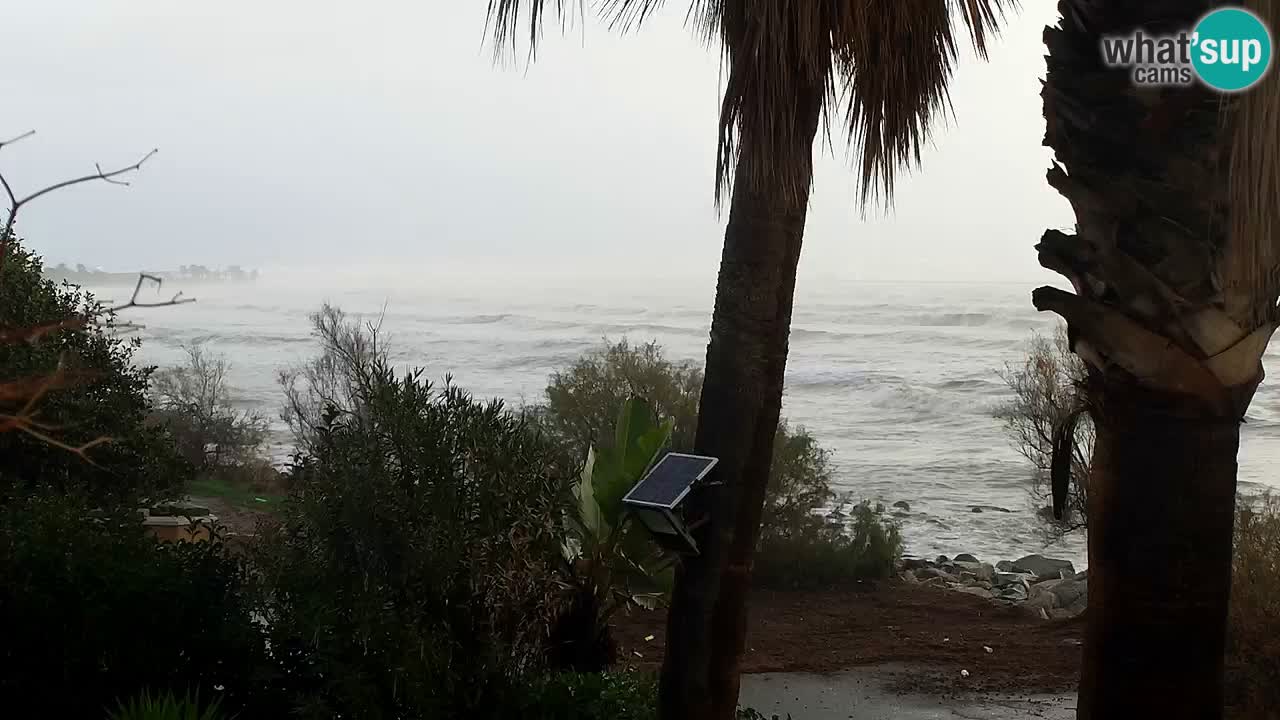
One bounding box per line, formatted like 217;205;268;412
1;146;160;271
0;130;35;151
106;273;195;312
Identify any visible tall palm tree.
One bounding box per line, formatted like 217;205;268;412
487;2;1006;718
1038;1;1279;717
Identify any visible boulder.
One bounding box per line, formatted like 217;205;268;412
1011;554;1076;579
970;505;1013;513
922;576;949;588
1048;578;1087;609
900;571;919;584
936;555;950;564
1025;583;1059;613
955;586;994;600
893;500;911;511
954;553;980;563
995;560;1016;572
916;567;951;581
995;582;1029;602
901;557;933;571
994;571;1033;588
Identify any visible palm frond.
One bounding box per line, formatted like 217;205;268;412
488;0;1010;209
1224;0;1280;327
700;0;1010;207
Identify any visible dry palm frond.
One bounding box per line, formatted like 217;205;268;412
1224;0;1280;328
485;0;1011;207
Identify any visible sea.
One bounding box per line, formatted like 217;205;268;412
89;275;1280;571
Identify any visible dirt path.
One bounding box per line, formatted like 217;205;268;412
611;581;1083;697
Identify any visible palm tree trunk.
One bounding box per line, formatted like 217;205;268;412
1079;380;1240;719
658;86;823;720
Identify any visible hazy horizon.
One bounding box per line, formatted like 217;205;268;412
5;1;1073;286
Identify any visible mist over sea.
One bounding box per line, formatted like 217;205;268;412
94;274;1280;571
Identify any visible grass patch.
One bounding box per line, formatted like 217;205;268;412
1226;492;1280;719
187;475;283;510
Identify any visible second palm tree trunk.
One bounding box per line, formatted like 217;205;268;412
658;82;823;720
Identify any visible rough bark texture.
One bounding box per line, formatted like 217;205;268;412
1081;379;1240;719
1039;2;1273;719
658;88;822;720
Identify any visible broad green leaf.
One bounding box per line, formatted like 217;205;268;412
573;446;608;541
594;398;673;522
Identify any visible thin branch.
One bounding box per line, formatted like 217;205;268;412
0;147;160;271
0;130;35;151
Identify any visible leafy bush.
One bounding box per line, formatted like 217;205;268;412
277;303;384;456
151;342;269;472
0;492;278;717
995;326;1092;538
540;339;849;579
751;501;903;590
257;317;571;719
106;690;230;720
515;672;658;720
0;236;191;504
1226;492;1280;719
552;398;674;671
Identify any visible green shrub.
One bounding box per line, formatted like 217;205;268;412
552;398;674;671
0;236;191;504
1226;492;1280;719
515;672;658;720
151;342;269;473
257;318;571;719
751;501;903;590
541;339;854;587
106;690;230;720
0;492;279;717
512;674;786;720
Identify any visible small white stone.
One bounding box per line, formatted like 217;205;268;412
961;669;970;678
983;646;993;654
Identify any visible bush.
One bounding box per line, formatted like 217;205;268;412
277;303;384;456
0;236;191;504
515;672;658;720
751;501;903;590
1226;492;1280;718
257;314;571;719
0;492;279;717
995;326;1092;538
106;690;230;720
541;339;860;581
151;342;269;472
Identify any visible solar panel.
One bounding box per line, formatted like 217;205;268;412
623;453;718;509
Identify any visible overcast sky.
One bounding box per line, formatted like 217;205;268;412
1;1;1073;285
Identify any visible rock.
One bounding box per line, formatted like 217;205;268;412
955;586;994;600
1073;570;1089;582
1048;578;1087;609
901;557;932;571
1025;584;1059;613
995;560;1016;572
977;563;996;582
922;576;949;588
893;500;911;511
900;571;919;584
954;553;980;563
970;505;1012;514
1011;554;1076;579
996;583;1029;602
976;580;993;590
936;555;950;564
994;571;1033;588
917;567;951;581
950;561;993;583
1049;608;1076;621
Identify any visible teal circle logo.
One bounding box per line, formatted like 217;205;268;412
1192;8;1273;92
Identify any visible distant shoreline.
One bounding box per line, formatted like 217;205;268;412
43;266;259;287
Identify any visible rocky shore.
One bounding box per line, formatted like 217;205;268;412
898;552;1088;620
